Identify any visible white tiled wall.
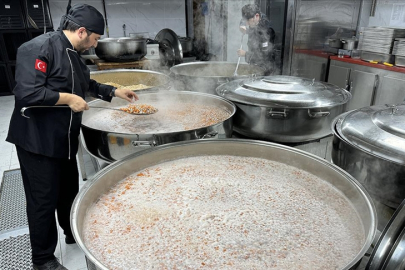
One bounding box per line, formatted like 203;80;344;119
49;0;186;39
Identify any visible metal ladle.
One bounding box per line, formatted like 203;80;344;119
20;105;158;118
233;34;245;77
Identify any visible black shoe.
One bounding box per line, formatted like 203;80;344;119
65;235;76;244
33;258;67;270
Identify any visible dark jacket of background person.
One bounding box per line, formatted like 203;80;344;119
242;14;276;75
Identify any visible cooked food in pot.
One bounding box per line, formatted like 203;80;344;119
83;155;364;269
104;81;150;91
119;104;158;115
85;102;231;133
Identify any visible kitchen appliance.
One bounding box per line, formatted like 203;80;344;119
341;38;358;51
94;37;147;62
216;75;351;143
170;61;265;95
71;139;377;270
80;91;236;162
331;103;405;209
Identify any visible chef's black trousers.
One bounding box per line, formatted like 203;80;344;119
16;146;79;265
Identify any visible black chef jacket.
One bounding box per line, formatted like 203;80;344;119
7;30;113;159
243;14;275;74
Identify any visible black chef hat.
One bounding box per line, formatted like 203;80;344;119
61;4;105;35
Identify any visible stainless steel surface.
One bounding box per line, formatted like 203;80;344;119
395;55;405;67
342;38;358;50
155;28;183;66
288;0;361;79
95;37;147;62
72;139;377;270
217;75;351;108
360;51;394;64
345;70;378;111
373;75;405;106
336;104;405;165
328;59;405;109
332;110;405;208
170;61;265;95
329;38;343;49
81;91;236;162
281;0;296;75
178;37;192;54
90;69;171;92
367;200;405;269
328;65;351;89
216;76;350;143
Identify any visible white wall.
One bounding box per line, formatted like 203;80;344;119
49;0;186;39
359;0;405;29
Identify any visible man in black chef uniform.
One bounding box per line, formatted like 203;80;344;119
237;4;276;75
6;4;138;270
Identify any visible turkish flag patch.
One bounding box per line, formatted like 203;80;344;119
35;59;47;73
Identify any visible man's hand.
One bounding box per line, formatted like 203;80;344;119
239;26;247;34
115;88;139;102
237;49;246;57
57;93;88;112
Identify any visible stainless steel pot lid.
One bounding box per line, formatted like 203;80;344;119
155;28;183;65
367;199;405;270
216;75;351;108
335;103;405;165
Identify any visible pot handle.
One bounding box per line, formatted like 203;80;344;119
131;134;157;147
308;109;330;118
199;131;218;139
267;108;288;118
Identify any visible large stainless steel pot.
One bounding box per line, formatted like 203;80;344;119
216;75;351;143
95;37;147;62
90;69;171;92
170;61;265;95
81;91;236;162
71;139;377;270
331;104;405;209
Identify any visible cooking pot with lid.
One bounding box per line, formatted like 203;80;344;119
71;139;376;270
331;103;405;209
216;75;351;143
170;61;265;95
95;37;147;62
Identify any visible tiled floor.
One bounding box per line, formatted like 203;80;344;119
0;95;90;269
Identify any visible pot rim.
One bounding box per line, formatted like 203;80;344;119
81;90;236;135
71;139;377;270
331;106;405;166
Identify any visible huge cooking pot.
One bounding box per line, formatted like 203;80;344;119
90;69;171;92
170;61;265;95
81;91;235;162
216;75;351;143
71;139;376;270
331;103;405;209
95;37;147;62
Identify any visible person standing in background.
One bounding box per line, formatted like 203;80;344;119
6;3;138;270
237;4;276;75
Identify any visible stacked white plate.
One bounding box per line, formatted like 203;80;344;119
359;27;405;54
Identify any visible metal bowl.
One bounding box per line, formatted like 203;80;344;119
95;37;147;62
170;61;265;95
72;139;377;270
